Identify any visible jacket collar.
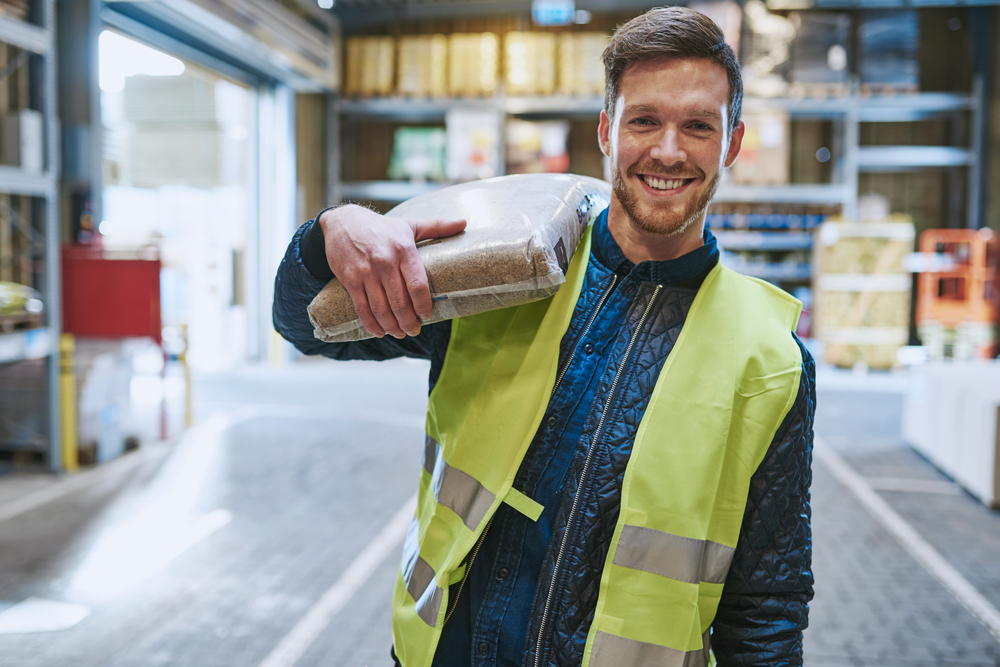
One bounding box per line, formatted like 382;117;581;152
590;207;719;286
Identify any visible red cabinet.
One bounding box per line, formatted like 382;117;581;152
61;246;161;343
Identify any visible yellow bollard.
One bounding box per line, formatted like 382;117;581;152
59;334;79;472
269;329;286;366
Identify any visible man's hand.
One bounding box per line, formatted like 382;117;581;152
319;204;466;339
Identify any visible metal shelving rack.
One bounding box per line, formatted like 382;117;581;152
0;0;61;470
332;86;982;286
334;87;982;211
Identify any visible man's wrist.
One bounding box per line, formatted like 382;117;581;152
301;206;339;281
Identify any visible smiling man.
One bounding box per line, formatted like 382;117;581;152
273;7;814;667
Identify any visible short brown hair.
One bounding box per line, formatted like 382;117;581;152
602;7;742;136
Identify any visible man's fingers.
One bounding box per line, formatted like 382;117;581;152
364;281;406;339
320;207;455;338
400;252;433;322
411;218;467;243
382;269;423;336
340;276;384;338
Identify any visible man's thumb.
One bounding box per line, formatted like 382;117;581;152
412;218;467;243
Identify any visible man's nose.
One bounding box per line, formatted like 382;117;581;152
649;128;687;166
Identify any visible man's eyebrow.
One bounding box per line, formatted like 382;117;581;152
688;108;724;121
622;103;659;114
621;104;724;122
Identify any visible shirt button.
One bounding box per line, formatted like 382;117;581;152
584;343;594;355
478;641;490;655
497;566;510;580
546;416;557;428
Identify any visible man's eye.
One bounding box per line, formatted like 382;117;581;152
691;123;714;131
630;118;654;126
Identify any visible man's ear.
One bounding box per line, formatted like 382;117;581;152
598;109;612;157
723;120;745;168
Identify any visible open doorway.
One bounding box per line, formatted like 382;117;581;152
98;30;255;372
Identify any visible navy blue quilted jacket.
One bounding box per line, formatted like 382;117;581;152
273;209;815;667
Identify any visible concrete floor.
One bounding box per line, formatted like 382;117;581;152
0;358;998;666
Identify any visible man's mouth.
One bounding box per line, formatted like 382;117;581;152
639;175;696;191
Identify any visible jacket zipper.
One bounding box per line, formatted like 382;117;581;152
443;514;494;625
533;283;663;667
551;274;618;398
441;274;619;627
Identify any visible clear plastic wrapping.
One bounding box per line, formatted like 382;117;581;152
308;173;611;342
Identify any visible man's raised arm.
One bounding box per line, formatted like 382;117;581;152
271;204;465;359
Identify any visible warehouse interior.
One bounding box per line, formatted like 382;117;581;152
0;0;998;664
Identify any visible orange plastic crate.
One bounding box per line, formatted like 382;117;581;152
916;228;999;359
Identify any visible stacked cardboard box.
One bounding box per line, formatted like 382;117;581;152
397;35;448;98
123;74;218;125
448;33;499;97
727;112;790;186
121;75;245;188
342;30;611;99
505;32;557;96
813;216;915;369
344;36;395;97
557;32;608;96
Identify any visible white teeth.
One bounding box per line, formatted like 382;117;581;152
643;176;686;191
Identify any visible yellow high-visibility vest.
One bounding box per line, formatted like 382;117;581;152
392;226;803;667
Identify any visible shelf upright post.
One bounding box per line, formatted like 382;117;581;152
842;99;860;222
88;0;102;227
497;86;508;177
968;75;984;230
328;93;340;204
948;105;962;228
831;109;846;198
43;0;61;472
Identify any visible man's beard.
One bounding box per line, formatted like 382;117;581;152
612;162;720;237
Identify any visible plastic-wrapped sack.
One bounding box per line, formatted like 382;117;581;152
308;173;611;342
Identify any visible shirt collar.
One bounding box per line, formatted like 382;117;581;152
591;207;719;286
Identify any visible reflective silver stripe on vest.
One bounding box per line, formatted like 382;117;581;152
425;435;496;531
400;516;444;627
590;631;708;667
613;525;735;585
423;435;437;474
401;516;421;586
410;559;443;627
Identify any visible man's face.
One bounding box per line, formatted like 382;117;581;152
599;57;744;241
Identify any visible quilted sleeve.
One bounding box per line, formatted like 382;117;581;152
272;217;450;363
711;335;816;667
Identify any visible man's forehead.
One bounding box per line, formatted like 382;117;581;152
623;54;728;77
615;57;730;110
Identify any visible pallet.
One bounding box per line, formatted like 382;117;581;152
0;311;41;333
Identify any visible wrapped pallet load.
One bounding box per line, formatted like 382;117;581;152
813;214;916;369
309;173;610;342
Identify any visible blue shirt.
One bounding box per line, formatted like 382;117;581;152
432;209;719;667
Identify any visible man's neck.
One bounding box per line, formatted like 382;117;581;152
606;202;707;265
